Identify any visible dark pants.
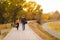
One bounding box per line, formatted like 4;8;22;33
22;24;25;30
16;23;19;30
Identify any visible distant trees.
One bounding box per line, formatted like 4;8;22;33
41;10;60;22
53;11;60;20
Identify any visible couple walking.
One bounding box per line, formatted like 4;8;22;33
16;15;27;30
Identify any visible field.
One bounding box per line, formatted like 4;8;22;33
48;21;60;33
28;21;60;40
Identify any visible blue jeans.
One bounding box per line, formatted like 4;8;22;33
22;24;25;30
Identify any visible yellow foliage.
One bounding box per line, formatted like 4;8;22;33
41;14;49;20
3;13;9;18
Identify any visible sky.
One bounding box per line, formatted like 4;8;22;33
26;0;60;13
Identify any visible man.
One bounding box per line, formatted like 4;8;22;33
21;15;27;30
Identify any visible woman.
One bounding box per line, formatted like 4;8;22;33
15;19;20;30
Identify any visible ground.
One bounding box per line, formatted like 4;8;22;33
28;21;60;40
3;24;42;40
48;21;60;33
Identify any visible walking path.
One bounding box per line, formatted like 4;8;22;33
42;23;60;39
3;24;42;40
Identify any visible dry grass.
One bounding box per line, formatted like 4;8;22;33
0;23;12;30
28;21;60;40
48;21;60;33
0;23;12;40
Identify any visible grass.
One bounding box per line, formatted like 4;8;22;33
0;23;12;40
48;21;60;33
1;31;9;38
0;23;12;30
28;21;60;40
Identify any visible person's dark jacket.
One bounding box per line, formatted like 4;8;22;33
21;18;27;24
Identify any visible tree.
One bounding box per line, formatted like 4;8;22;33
6;0;26;23
53;11;60;20
37;9;43;24
0;1;9;24
0;0;26;24
23;1;42;20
